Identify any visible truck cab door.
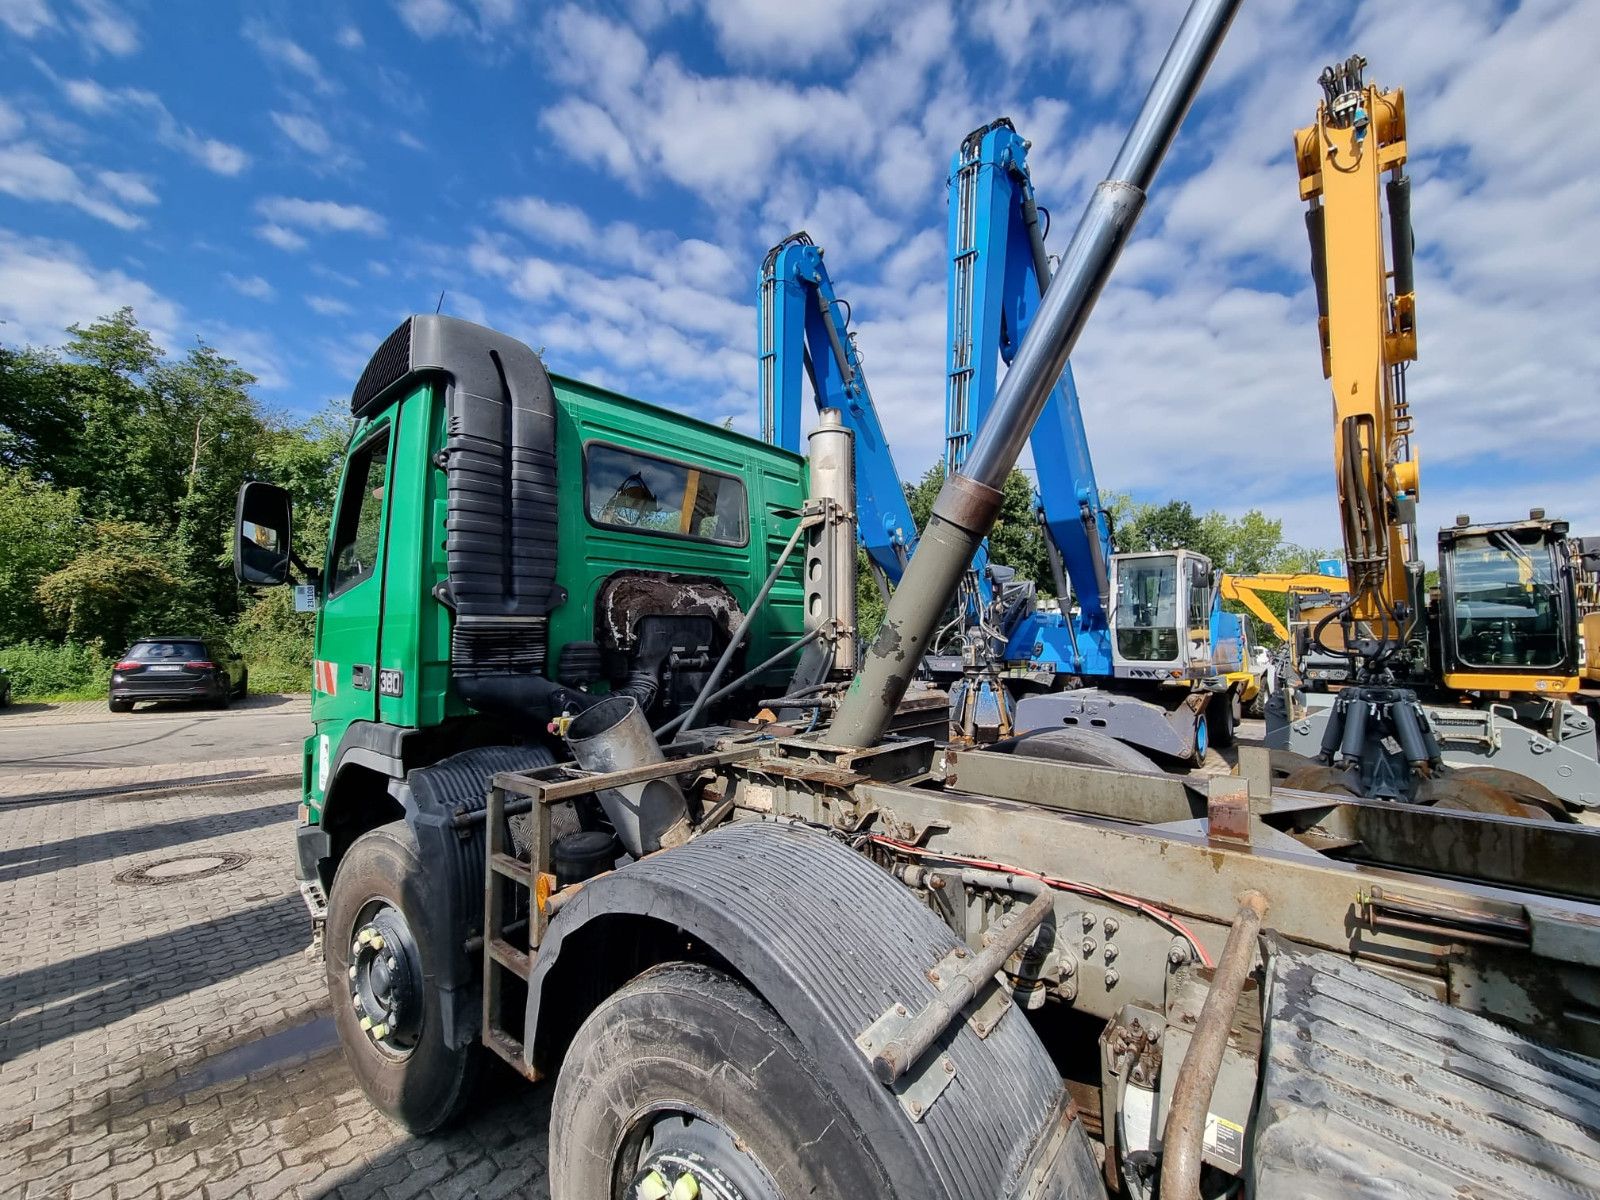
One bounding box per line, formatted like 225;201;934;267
314;421;395;729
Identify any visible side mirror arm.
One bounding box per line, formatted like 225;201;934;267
289;551;322;588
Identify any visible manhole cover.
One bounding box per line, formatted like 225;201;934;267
116;851;251;886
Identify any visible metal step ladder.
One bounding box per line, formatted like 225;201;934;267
480;761;592;1080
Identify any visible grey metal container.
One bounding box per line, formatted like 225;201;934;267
563;695;690;857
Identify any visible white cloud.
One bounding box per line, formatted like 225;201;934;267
0;230;181;350
0;142;144;228
271;112;333;156
1;0;136;52
306;294;354;316
95;169;156;206
255;223;308;252
243;21;336;95
0;0;55;38
255;196;387;236
540;99;638;181
335;24;364;48
492;197;740;295
392;0;525;40
0;97;24;140
496;195;596;247
188;137;250;176
52;75;250;175
470;0;521;25
699;0;890;65
268;111;355;167
224;273;276;301
536;6;874;202
73;0;138;56
395;0;463;38
761;185;900;268
193;321;287;389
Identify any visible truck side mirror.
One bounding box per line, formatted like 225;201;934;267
235;481;294;586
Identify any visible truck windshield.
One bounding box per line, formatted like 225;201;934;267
1451;532;1563;669
585;444;747;546
1115;555;1179;662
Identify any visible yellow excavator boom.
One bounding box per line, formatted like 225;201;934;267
1220;573;1350;642
1293;56;1418;646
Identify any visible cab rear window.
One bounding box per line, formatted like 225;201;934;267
584;444;748;547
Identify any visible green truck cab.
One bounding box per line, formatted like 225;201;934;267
235;316;809;1128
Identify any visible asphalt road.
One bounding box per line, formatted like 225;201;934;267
0;694;311;778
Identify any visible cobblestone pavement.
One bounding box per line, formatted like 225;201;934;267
0;776;552;1200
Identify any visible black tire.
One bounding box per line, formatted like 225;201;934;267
212;679;232;710
550;961;892;1200
1206;690;1237;750
108;697;133;713
1244;684;1266;720
326;820;481;1134
1008;727;1162;775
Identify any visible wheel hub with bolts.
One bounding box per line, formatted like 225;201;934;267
625;1111;781;1200
347;905;421;1054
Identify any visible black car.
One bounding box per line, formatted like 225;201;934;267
0;666;10;707
109;638;248;712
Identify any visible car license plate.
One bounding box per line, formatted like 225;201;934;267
151;665;182;672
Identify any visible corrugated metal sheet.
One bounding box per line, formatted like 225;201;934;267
1253;937;1600;1198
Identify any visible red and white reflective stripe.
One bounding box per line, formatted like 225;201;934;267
314;660;338;695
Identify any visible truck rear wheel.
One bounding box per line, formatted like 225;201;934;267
325;820;480;1134
550;961;891;1200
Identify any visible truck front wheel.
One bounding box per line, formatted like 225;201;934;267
550;961;891;1200
325;820;480;1134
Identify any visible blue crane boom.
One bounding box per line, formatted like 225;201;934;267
755;125;1248;757
757;232;916;585
946;118;1113;644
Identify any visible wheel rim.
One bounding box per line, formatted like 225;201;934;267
618;1107;782;1200
346;899;424;1058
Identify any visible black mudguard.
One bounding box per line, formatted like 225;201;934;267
525;820;1103;1200
391;743;556;1048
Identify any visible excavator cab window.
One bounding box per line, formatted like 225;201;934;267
1186;558;1212;634
1115;554;1180;663
1446;531;1564;669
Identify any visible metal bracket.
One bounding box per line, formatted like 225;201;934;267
853;944;1016;1120
855;1004;957;1122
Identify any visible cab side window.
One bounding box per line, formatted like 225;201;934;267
328;428;392;596
584;443;748;547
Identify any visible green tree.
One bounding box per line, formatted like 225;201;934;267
153;341;270;623
0;473;84;644
37;520;177;652
1114;498;1205;555
903;461;1049;588
0;346;80;478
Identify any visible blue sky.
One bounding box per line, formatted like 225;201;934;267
2;0;1595;552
